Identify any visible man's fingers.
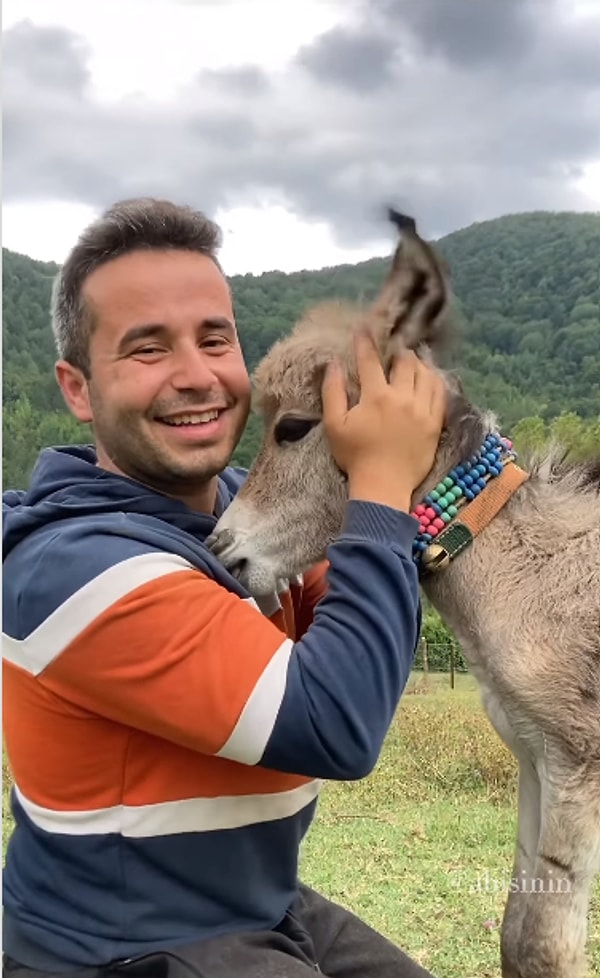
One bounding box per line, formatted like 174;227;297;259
430;372;448;425
389;348;419;390
325;336;447;432
390;351;447;421
321;359;348;425
353;329;387;392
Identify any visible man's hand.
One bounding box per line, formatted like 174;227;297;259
321;330;446;512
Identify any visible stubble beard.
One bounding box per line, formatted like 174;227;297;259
91;403;247;494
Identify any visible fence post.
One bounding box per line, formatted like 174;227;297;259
421;637;429;684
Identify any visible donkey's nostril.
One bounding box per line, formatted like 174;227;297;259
227;557;248;581
206;529;234;556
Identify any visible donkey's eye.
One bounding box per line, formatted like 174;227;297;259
274;417;318;445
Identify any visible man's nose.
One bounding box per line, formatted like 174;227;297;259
169;347;216;390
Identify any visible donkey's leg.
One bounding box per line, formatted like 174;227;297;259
500;754;541;978
477;686;544;978
512;763;600;978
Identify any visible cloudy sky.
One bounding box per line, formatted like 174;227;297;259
3;0;600;275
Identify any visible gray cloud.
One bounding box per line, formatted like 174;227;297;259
373;0;540;66
4;18;92;92
201;66;271;96
3;1;600;260
295;26;396;91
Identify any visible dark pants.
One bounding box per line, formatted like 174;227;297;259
3;885;435;977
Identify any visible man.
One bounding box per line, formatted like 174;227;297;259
2;197;446;977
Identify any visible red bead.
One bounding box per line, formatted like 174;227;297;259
415;504;426;516
425;507;436;520
419;520;430;532
428;525;439;537
432;517;445;530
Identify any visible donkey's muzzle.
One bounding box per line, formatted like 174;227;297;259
205;527;235;558
206;528;250;582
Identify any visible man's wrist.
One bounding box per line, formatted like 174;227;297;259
347;474;413;514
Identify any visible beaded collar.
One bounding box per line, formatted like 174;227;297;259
411;433;529;575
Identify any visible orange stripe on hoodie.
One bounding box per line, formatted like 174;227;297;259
3;559;329;811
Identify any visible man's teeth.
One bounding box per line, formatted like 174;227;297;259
162;411;220;426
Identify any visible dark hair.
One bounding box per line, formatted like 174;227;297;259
51;197;223;375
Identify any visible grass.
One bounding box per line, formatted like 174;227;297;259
3;672;599;977
299;672;600;977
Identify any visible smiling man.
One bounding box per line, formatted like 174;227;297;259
2;197;445;978
55;229;251;511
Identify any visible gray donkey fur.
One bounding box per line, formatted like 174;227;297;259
210;212;600;978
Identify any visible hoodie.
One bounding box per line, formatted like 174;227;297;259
2;445;421;970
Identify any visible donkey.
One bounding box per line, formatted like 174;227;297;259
209;211;600;978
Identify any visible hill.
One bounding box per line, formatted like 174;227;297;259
3;210;599;487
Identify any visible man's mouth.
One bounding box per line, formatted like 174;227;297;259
157;409;222;427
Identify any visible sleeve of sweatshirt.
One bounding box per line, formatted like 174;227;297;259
260;502;421;778
31;501;420;781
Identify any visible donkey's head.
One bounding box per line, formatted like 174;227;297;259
210;210;491;596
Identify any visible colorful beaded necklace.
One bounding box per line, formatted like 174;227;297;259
411;432;519;573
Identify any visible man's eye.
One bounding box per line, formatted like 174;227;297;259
274;417;319;445
133;346;163;356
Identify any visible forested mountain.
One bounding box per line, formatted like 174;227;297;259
3;210;599;489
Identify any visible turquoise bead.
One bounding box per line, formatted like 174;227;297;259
430;490;440;502
443;476;454;489
441;512;452;523
447;505;458;517
435;482;446;495
451;486;463;499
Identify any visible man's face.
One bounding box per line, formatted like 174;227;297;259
59;249;251;502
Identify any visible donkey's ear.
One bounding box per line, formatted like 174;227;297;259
370;208;451;355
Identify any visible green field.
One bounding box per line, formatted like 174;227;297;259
3;672;599;977
299;673;600;977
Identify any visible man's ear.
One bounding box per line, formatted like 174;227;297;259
55;360;93;422
369;209;451;361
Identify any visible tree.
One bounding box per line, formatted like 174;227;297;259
4;210;600;488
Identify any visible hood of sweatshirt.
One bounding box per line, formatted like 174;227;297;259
2;444;247;559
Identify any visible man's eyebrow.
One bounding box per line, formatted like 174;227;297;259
117;324;168;353
201;316;235;332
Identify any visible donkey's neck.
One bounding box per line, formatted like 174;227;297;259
410;425;519;574
420;468;598;668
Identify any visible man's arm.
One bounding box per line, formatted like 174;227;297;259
291;560;329;640
24;501;418;782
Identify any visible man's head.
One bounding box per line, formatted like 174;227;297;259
53;197;251;510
